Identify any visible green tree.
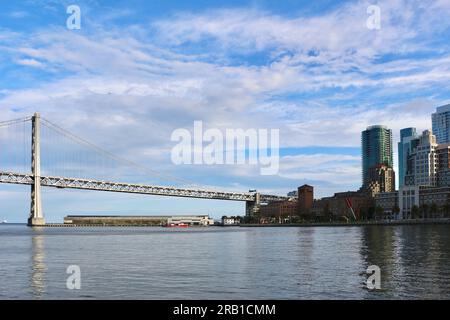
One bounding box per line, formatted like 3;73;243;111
430;203;438;219
411;205;419;219
375;206;384;220
367;206;375;220
443;199;450;218
420;204;429;219
392;205;400;220
359;208;367;221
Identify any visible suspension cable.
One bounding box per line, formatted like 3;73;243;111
40;117;204;189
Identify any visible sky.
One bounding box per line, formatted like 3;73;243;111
1;0;450;222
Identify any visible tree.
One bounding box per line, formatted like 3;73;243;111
359;208;367;221
420;204;429;219
375;206;384;220
411;205;419;219
443;199;450;218
367;206;375;220
430;203;438;219
392;205;400;220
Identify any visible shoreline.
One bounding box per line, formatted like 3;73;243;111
240;219;450;227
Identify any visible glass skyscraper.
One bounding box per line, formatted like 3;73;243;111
398;127;418;188
361;125;394;189
432;104;450;144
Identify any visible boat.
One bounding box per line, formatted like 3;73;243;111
163;222;189;228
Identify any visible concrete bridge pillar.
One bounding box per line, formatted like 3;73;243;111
246;192;261;216
28;113;45;227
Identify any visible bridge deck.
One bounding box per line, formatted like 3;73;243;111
0;171;288;202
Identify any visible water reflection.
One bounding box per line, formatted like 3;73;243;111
360;226;399;298
30;229;46;299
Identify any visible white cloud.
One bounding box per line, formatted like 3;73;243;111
15;58;45;68
1;0;449;203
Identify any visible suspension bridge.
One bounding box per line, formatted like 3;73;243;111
0;113;287;226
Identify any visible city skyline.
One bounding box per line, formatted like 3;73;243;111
1;0;450;222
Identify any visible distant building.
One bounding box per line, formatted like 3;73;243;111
399;186;450;219
374;191;399;218
398;127;418;187
399;186;419;219
311;190;373;220
367;164;395;193
437;144;450;187
432;104;450;144
362;125;394;191
260;200;298;219
64;215;214;226
298;184;313;215
405;130;438;187
221;216;241;225
287;190;298;197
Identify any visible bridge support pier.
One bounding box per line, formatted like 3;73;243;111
28;113;45;227
245;192;261;216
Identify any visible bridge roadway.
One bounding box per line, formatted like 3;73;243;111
0;171;289;203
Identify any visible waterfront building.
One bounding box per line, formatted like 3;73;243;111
259;200;298;220
399;186;420;219
311;191;373;220
432;104;450;144
63;215;214;226
221;216;241;225
374;191;399;219
419;186;450;215
298;184;314;215
398;128;418;187
362;125;394;191
399;185;450;219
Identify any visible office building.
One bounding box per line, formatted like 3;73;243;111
398;128;418;187
406;130;438;187
437;144;450;187
374;191;399;218
367;164;396;193
432;104;450;144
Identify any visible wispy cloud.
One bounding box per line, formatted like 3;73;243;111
0;0;449;220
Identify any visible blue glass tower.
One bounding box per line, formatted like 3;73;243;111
362;125;394;189
398;128;418;188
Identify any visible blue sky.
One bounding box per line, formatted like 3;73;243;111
1;0;450;222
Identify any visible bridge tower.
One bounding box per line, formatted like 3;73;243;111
245;192;261;216
28;113;45;226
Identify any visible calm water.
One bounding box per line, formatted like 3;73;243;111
0;224;449;299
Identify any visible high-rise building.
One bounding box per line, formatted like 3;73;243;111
398;128;418;188
362;125;394;190
367;164;396;193
432;104;450;144
298;184;313;214
437;144;450;187
405;130;438;187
